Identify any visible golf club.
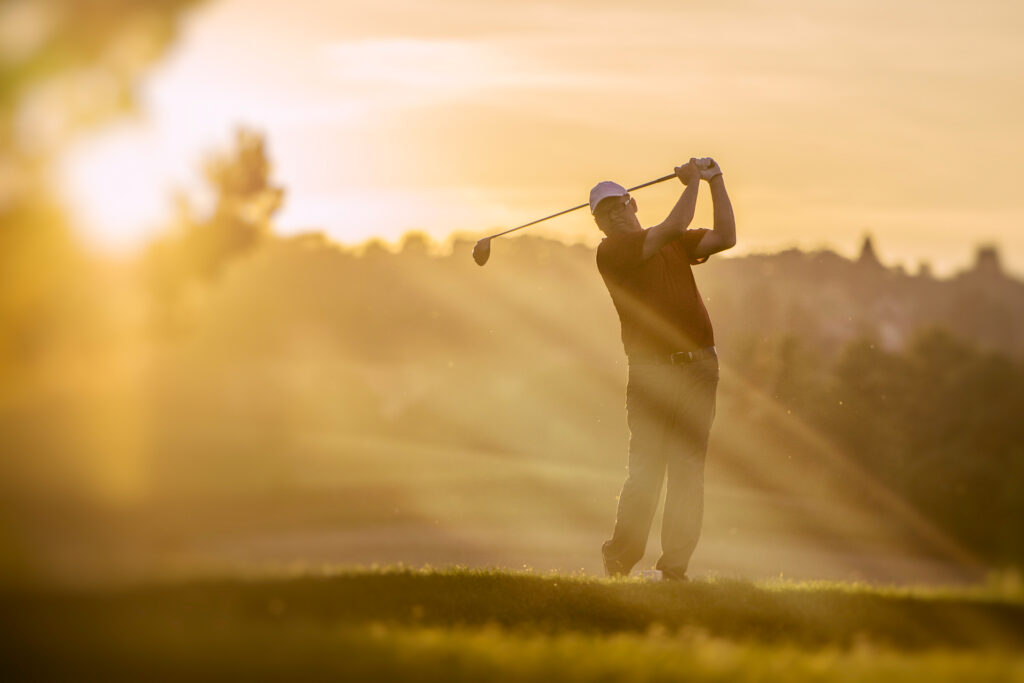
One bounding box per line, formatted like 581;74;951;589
472;167;697;266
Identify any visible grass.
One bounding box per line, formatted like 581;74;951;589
2;568;1023;681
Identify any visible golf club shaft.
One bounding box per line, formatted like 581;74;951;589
484;172;677;240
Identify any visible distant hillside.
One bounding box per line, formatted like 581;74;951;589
690;236;1024;360
131;231;1020;569
442;233;1023;360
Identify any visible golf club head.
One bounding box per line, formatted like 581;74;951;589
472;238;491;266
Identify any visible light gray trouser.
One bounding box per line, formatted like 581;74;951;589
602;356;719;576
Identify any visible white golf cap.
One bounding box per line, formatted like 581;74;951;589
588;181;628;214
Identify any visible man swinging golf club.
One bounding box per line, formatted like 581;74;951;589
592;156;736;581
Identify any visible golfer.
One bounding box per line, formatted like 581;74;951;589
592;157;736;580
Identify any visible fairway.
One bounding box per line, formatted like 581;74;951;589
3;568;1023;681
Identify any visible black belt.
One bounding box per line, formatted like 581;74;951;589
630;346;717;365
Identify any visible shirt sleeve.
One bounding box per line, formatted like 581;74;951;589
596;229;648;274
680;228;711;266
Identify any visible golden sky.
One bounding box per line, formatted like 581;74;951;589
57;0;1024;275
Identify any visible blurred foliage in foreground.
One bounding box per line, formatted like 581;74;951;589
3;569;1023;681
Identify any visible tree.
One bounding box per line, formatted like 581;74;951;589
145;129;284;331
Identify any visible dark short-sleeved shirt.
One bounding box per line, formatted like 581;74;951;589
596;228;714;359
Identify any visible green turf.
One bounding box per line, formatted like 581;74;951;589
2;568;1022;681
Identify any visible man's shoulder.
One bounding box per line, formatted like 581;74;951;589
596;228;648;269
598;227;647;255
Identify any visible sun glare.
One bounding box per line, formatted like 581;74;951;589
56;122;178;252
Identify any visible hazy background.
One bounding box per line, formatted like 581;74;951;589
51;0;1024;275
1;0;1022;587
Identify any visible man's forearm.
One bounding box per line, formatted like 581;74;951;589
640;180;700;260
661;180;701;234
640;163;702;260
709;176;736;246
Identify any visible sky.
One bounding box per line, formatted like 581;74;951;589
56;0;1024;275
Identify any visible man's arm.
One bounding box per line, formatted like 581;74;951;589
692;159;736;258
641;158;702;260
